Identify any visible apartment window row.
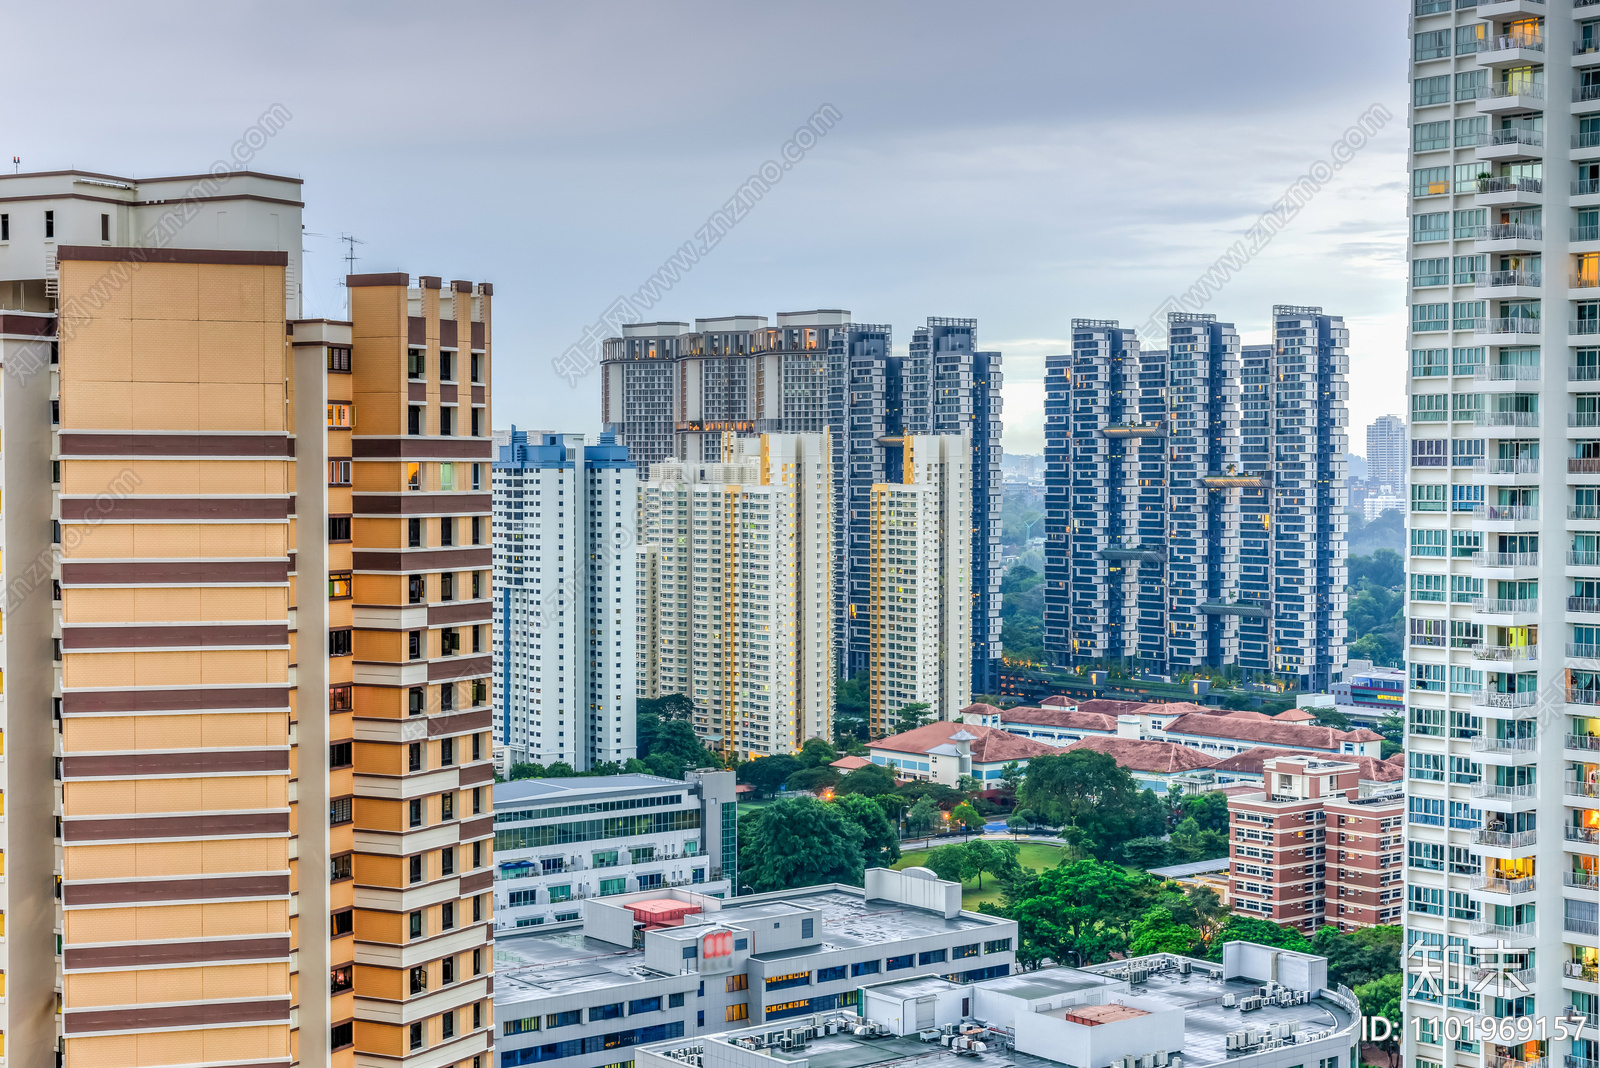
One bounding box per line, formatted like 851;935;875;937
405;460;484;492
407;346;486;384
406;681;490;715
408;514;486;547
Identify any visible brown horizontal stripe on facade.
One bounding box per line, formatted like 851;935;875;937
458;761;497;787
65;935;291;971
428;601;492;626
459;815;494;842
408;317;426;345
58;432;291;457
62;685;289;715
353;493;492;516
351;437;493;460
440;319;458;348
473;384;485;403
63;749;290;778
441;383;457;403
63;810;290;842
60;496;291;522
61;560;288;585
348;271;410;288
65;998;290;1034
57;245;289;267
408;381;426;402
63;873;289;906
1;312;57;336
427;657;491;684
458;869;494;895
62;624;288;650
354;548;491;572
429;706;492;737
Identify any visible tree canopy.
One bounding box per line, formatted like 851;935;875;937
739;796;866;892
1015;750;1162;858
834;762;897;797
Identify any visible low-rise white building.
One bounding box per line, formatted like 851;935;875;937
492;771;736;932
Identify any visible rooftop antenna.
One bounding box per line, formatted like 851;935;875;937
338;233;365;315
12;157;19;173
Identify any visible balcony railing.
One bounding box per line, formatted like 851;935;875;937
1564;1056;1600;1068
1488;1055;1546;1068
1471;598;1540;616
1470;688;1539;707
1572;413;1600;428
1481;33;1545;53
1470;733;1539;753
1469;872;1537;894
1570;320;1600;336
1577;225;1600;243
1482;82;1546;102
1468;918;1538;938
1576;178;1600;197
1474;551;1540;567
1470;779;1538;799
1565;825;1600;844
1475;361;1541;381
1566;916;1600;936
1473;826;1537;847
1579;85;1600;105
1570;595;1600;612
1489;127;1544;149
1566;733;1600;751
1470;643;1538;663
1572;458;1600;475
1477;320;1544;340
1474;410;1540;426
1477;503;1538;521
1570;504;1600;519
1571;550;1600;566
1478;223;1544;242
1563;870;1599;889
1564;777;1600;798
1572;364;1600;382
1474;457;1539;474
1569;642;1600;658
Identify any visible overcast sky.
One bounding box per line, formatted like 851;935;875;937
5;0;1410;455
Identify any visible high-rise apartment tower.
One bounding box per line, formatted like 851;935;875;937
1367;413;1408;492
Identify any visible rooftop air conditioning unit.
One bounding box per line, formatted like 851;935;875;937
1155;1053;1169;1066
1222;994;1237;1008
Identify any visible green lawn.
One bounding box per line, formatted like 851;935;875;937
892;841;1071;910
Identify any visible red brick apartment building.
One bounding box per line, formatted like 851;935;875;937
1227;756;1403;931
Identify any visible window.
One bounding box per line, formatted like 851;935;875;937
331;908;354;936
1412;303;1448;332
1409;885;1444;916
1415;74;1450;106
1410;706;1445;738
592;1004;623;1022
410;854;424;884
1412;257;1448;286
0;214;8;241
850;960;879;977
1414;212;1447;242
330;684;353;711
1412;484;1447;512
44;209;54;238
817;965;847;982
328;346;351;372
410;1019;425;1050
1410;528;1446;556
441;572;456;601
330;853;353;881
1415;29;1450;60
1454;208;1486;239
332;1022;353;1050
328;571;352;599
327;403;355;428
1409;841;1444;871
331;964;353;994
440;350;455;380
1451;485;1484;513
100;212;111;241
725;974;748;992
409;686;425;716
1453;300;1486;331
1409;796;1445;828
328;459;351;485
409;517;424;547
1449;574;1482;603
409;348;426;378
1412;348;1448;377
505;1017;542;1036
410;798;424;827
1413;167;1450;198
1412;438;1446;468
1411;617;1446;648
442;737;456;766
1411;661;1445;692
1454;115;1487;149
1452;346;1485;375
442;1010;455;1039
440;406;455;436
407;461;422;490
629;997;661;1015
409;743;423;772
726;1004;749;1023
1412;394;1447;422
1410;752;1445;782
472;407;483;436
953;943;980;959
409;405;424;436
918;949;947;965
330;742;352;768
328;516;351;542
409;574;426;604
440;516;455;546
409;630;422;660
668;992;685;1008
442;846;455;875
329;628;353;656
1414;122;1449;153
330;797;353;825
1453;254;1486;285
984;939;1012;953
440;462;455;492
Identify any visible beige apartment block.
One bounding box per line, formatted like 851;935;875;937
0;170;494;1068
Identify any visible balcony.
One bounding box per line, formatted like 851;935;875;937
1571;595;1600;613
1477;223;1545;250
1470;643;1539;664
1568;642;1600;659
1566;733;1600;752
1475;316;1543;340
1571;550;1600;566
1474;361;1541;382
1564;776;1600;799
1470;779;1539;800
1473;410;1540;430
1566;915;1600;936
1563;869;1600;889
1480;127;1544;159
1471;733;1540;753
1475;32;1546;61
1572;413;1600;429
1564;825;1599;845
1470;688;1540;709
1474;550;1540;568
1472;968;1539;995
1571;320;1600;340
1471;598;1540;618
1199;601;1269;618
1572;458;1600;475
1099;422;1164;438
1471;872;1538;895
1575;178;1600;198
1474;826;1538;848
1468;918;1538;939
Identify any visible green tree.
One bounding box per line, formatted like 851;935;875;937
1311;924;1401;989
950;802;984;832
545;761;577;777
892;701;933;734
906;795;942;837
873;792;908;835
737;755;803;797
1354;972;1403;1068
1119;836;1172;869
1162;884;1228;947
922;843;966;883
1015;750;1147;859
785;766;841;794
623;757;652;774
1201;915;1312;959
1349;548;1404;591
835;794;902;868
1313;707;1354;731
1177;791;1231;833
798;737;840;768
636;693;694;720
835;763;898;798
1000;761;1024;794
740;796;865;892
508;762;546;781
1346;507;1403;557
644;752;685;779
834;671;870;743
1002;858;1158;967
960;839;998;889
1127;906;1203;956
1001;563;1047;664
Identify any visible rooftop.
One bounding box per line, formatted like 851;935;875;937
869;722;1060;763
1060;736;1216;774
494;773;688;805
999;706;1119;733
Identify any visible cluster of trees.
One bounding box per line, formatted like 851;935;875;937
1346;548;1404;668
503;692;724;782
1001;564;1046;665
737;794;902;893
1012;750;1167;858
1118;789;1230;868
